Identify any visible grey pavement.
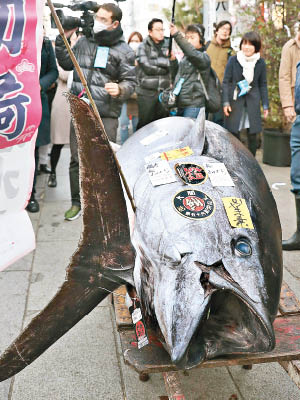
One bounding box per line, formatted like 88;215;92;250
0;145;300;400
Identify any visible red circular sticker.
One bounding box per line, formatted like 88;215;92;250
173;189;215;220
175;163;207;185
135;320;146;338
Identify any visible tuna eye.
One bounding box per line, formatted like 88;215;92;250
235;239;252;257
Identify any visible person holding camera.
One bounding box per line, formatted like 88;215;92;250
169;23;211;119
136;18;178;129
55;2;136;221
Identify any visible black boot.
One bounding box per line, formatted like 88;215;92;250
282;195;300;251
48;173;57;187
26;196;40;213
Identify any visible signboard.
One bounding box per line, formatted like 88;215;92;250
0;0;44;270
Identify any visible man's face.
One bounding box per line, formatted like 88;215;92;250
95;8;119;31
149;22;164;44
216;23;231;42
185;31;201;49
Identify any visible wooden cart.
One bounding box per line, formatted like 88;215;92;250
113;282;300;399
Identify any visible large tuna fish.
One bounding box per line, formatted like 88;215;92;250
0;96;282;381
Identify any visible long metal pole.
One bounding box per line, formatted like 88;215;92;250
168;0;176;56
46;0;136;212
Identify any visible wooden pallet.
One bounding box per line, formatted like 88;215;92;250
113;282;300;399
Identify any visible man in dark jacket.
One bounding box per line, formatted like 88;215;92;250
136;18;177;129
55;3;136;221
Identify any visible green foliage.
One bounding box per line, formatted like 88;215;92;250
162;0;203;31
236;0;299;131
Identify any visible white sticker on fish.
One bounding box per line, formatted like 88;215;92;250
145;160;177;186
204;162;235;187
140;129;168;146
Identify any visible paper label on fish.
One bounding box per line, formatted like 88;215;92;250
137;334;149;349
204;162;235;187
175;163;207;185
132;307;142;325
145;160;177;186
161;146;193;161
222;197;254;229
140;129;168;145
129;301;149;350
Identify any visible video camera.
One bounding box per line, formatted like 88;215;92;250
50;1;99;37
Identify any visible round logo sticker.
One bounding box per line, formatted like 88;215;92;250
174;163;207;185
173;189;215;220
135;320;146;338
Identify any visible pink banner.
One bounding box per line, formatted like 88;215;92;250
0;0;42;149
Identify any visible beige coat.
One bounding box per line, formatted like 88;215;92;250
50;65;71;144
206;37;234;83
279;38;300;109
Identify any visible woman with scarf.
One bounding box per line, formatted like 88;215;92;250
222;31;269;156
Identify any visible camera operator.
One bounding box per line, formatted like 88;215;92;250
55;2;136;221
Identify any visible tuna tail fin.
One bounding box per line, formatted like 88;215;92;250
0;95;135;382
183;107;206;153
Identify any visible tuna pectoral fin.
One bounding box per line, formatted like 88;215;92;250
0;278;119;382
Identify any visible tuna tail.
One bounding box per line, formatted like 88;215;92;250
183;107;206;152
0;95;135;381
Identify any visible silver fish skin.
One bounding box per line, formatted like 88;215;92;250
117;110;282;368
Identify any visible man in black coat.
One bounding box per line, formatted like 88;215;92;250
55;3;136;221
136;18;178;129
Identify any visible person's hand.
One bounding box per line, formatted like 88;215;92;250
263;109;269;119
168;50;176;61
64;28;78;39
105;82;120;97
283;106;296;123
223;105;232;117
170;23;178;36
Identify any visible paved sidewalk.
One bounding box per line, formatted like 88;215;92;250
0;146;300;400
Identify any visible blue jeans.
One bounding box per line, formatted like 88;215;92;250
291;115;300;195
119;103;138;144
177;107;201;119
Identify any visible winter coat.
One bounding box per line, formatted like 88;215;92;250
37;38;58;147
136;36;178;96
50;65;71;145
222;55;269;134
55;26;136;119
206;37;234;82
172;32;211;109
279;38;300;109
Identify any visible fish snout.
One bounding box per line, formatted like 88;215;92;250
155;259;275;369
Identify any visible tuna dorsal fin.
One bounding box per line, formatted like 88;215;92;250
186;107;206;153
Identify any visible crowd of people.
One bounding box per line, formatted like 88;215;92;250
26;3;300;252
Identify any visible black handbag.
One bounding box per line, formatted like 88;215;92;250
198;68;222;113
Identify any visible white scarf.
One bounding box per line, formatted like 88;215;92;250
237;50;260;84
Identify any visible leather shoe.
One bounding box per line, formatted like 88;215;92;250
39;164;51;174
26;198;40;213
48;173;57;187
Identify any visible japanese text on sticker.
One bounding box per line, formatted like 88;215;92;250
222;197;254;229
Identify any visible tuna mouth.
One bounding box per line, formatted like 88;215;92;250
172;262;275;369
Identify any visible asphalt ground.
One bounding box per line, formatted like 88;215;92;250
0;144;299;400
